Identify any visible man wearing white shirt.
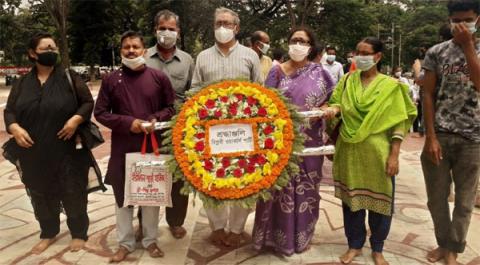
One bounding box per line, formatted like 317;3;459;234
191;7;262;247
322;46;344;85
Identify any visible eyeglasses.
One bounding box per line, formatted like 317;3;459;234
157;26;177;31
214;21;236;29
288;38;310;46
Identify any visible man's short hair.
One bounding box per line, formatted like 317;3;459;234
326;46;336;52
154;9;180;28
447;0;480;15
251;31;267;44
215;7;240;25
120;31;145;47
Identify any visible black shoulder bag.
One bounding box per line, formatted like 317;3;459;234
65;69;104;149
65;69;107;193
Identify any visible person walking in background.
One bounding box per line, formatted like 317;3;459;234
191;7;262;247
251;30;273;82
94;31;175;262
272;48;285;66
4;32;94;254
420;1;480;264
252;27;334;256
322;46;344;85
323;37;417;265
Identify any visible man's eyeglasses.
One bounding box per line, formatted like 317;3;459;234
214;21;236;29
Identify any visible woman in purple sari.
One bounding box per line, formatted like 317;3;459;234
252;28;334;255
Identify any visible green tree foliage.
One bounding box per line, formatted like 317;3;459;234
0;0;457;71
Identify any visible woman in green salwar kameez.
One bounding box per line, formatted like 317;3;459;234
323;37;417;265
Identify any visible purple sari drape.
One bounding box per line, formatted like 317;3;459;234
252;63;334;255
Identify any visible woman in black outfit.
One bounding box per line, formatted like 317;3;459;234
3;32;93;253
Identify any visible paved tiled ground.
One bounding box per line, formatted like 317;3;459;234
0;134;479;265
0;81;478;265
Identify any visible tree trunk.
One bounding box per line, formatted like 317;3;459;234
284;0;296;28
43;0;70;68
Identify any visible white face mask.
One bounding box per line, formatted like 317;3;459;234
121;55;145;70
354;55;377;71
157;30;178;48
451;18;478;34
394;71;402;78
347;57;353;63
258;41;270;54
288;43;310;62
326;54;336;62
215;26;235;44
466;18;478;34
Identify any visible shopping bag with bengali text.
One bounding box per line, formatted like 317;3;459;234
124;133;172;207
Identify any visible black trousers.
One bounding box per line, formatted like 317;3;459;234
138;180;189;227
27;150;90;240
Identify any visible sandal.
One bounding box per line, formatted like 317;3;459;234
169;226;187;239
109;246;130;263
146;243;164;258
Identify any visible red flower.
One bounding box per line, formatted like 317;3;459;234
204;160;214;171
264;138;274;149
233;168;243;178
214;110;223;118
205;99;216;109
216;168;225;178
258;107;267;117
235;94;244;101
238;159;248;168
243;107;252;116
229;104;238;116
263;125;274;135
221;157;231;168
195;132;205;139
220;96;229;103
246;164;256;173
195;141;205;152
247;96;257;106
248;157;257;165
256;155;267;165
199;109;209;119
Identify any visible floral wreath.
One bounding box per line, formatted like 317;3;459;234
163;80;304;208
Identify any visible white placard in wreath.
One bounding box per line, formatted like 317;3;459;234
209;123;254;154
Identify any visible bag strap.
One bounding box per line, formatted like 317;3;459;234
65;68;79;104
141;133;160;156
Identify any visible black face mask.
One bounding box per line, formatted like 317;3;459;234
36;51;58;66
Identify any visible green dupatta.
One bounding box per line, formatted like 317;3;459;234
329;71;417;143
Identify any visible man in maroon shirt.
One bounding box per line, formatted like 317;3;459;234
94;31;175;262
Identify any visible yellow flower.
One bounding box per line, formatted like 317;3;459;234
183;139;195;149
263;163;272;175
274;140;284;149
185;116;197;128
198;95;207;105
267;104;278;116
208;91;218;100
267;151;279;163
187;151;198;162
274;119;287;129
217;88;228;97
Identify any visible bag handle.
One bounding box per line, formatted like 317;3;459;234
65;68;79;104
141;133;160;156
